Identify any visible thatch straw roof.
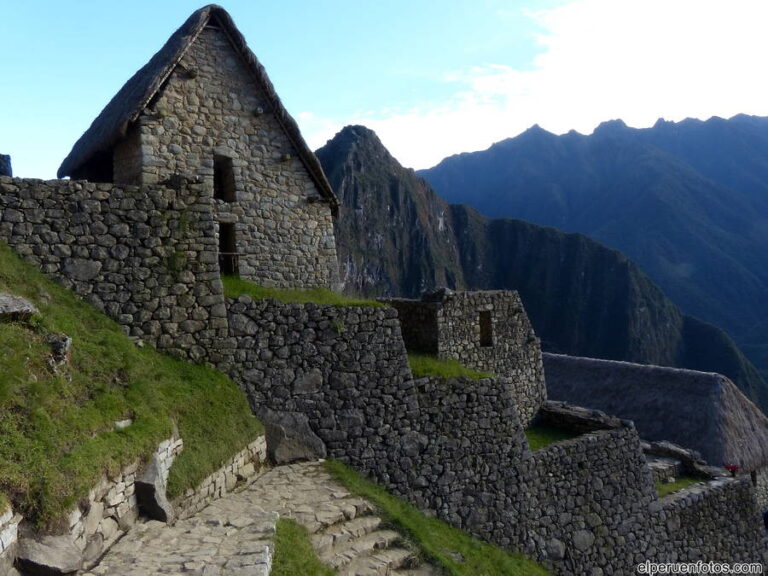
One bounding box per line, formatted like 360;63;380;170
544;353;768;471
57;4;337;211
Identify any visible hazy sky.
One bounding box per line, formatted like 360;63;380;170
3;0;768;178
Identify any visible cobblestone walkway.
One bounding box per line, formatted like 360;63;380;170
82;461;438;576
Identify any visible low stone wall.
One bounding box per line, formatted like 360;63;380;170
68;436;183;568
660;477;767;563
0;504;21;574
174;436;267;519
0;176;230;362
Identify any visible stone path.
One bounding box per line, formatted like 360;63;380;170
82;461;439;576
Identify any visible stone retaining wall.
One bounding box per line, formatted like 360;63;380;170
0;176;230;362
223;296;767;574
660;477;766;562
0;155;11;178
0;504;21;574
174;436;267;519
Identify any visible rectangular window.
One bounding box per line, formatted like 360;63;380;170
479;310;493;347
213;155;236;202
218;222;239;276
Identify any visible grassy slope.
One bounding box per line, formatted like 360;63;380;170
271;518;336;576
0;242;262;529
408;353;493;380
221;275;380;307
325;460;550;576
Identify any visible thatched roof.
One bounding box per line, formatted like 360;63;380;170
57;5;337;212
544;353;768;471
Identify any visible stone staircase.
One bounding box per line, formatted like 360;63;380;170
244;461;439;576
646;453;685;484
309;502;431;576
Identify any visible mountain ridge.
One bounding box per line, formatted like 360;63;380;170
418;114;768;382
316;124;768;410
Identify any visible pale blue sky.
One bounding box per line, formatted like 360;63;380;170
3;1;768;178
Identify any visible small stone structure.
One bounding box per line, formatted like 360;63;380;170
57;5;338;290
0;504;21;575
381;289;545;424
0;155;11;178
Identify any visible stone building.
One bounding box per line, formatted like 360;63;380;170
381;289;545;389
57;5;338;289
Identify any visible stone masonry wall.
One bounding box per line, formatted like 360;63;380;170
0;504;21;574
754;467;768;512
436;291;542;379
125;24;337;289
0;176;230;362
527;428;661;574
223;296;767;574
659;477;766;563
174;436;267;520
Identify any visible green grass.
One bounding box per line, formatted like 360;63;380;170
221;275;380;307
408;353;493;380
0;242;263;529
324;460;550;576
656;476;702;497
524;424;580;450
271;518;336;576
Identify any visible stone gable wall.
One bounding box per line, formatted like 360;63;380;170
0;176;230;361
122;24;337;289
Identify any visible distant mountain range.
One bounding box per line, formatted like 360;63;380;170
418;114;768;385
315;125;768;411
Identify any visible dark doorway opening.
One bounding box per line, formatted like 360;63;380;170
479;310;493;347
218;222;239;275
213;155;236;202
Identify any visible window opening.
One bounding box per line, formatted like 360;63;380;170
479;310;493;347
213;155;236;202
218;222;239;276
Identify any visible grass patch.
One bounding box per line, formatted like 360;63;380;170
221;275;380;307
408;353;493;380
524;424;580;450
271;517;336;576
0;242;262;528
324;460;550;576
656;476;702;497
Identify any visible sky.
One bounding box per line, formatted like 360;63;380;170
3;0;768;178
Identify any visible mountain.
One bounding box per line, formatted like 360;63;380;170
418;115;768;382
316;125;768;410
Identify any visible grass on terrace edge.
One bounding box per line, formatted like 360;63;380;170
655;476;702;497
271;517;336;576
408;353;493;380
0;242;263;529
221;275;380;307
524;424;580;451
324;460;550;576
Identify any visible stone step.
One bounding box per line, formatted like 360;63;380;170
338;547;419;576
312;515;383;555
322;529;403;569
303;498;376;534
